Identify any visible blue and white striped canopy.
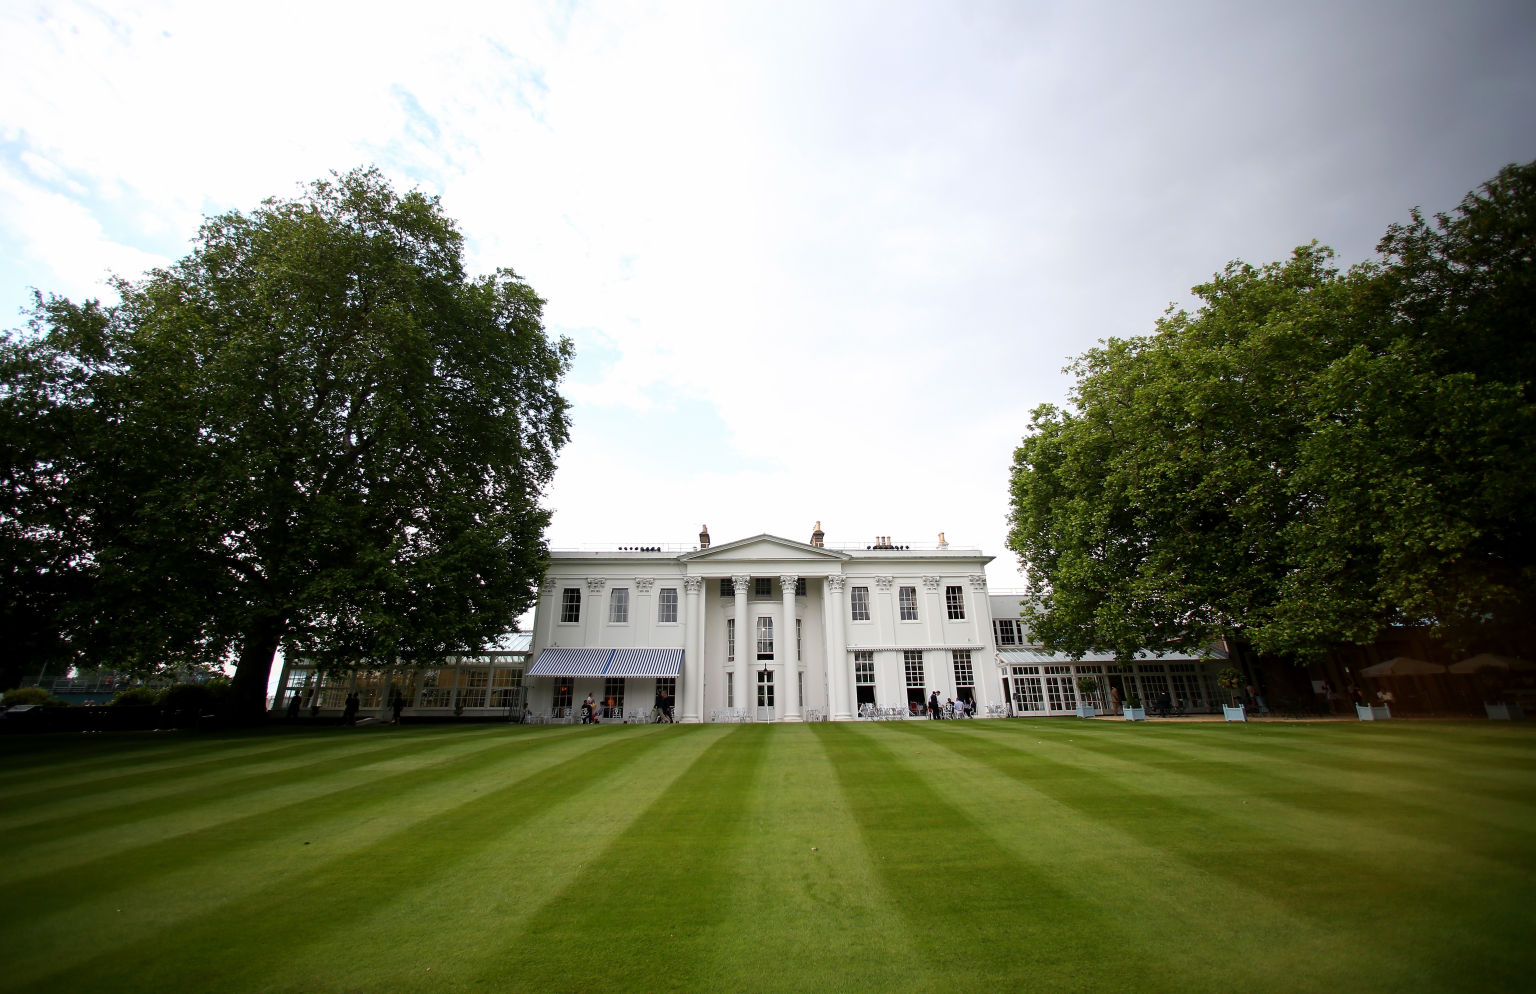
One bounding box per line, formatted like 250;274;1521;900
606;648;683;677
526;647;684;678
526;647;611;677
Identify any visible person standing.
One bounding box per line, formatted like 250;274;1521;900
391;690;405;725
928;690;941;719
342;691;360;726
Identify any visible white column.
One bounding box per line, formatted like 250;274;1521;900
635;576;655;648
922;575;943;644
971;574;992;708
733;573;751;714
780;574;801;721
274;653;294;711
824;574;852;720
682;575;704;723
584;577;606;646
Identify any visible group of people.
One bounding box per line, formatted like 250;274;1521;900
925;690;975;718
574;691;675;724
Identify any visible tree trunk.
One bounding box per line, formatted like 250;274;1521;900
230;623;282;724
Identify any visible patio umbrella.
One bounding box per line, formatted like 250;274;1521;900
1448;654;1536;674
1360;656;1448;677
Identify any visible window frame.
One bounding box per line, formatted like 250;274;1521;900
945;585;965;620
850;586;870;622
904;650;925;688
560;588;581;624
657;587;678;624
608;586;629;624
898;586;919;621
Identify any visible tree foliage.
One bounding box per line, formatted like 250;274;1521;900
1008;162;1536;661
2;168;572;717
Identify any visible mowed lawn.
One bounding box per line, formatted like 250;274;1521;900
1;719;1532;994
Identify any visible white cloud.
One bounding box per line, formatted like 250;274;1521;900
3;0;1534;588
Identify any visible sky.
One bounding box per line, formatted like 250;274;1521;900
3;0;1535;597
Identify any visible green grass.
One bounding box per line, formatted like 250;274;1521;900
1;719;1532;993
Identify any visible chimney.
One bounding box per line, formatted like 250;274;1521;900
937;531;948;549
699;524;710;549
811;520;824;547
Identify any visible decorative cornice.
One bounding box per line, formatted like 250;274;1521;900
874;575;894;591
585;577;607;594
845;645;987;653
778;574;799;589
825;575;846;592
634;577;655;593
731;573;752;587
921;575;942;591
968;574;988;590
683;576;705;594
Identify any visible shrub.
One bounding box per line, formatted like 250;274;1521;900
1;686;66;707
161;681;232;715
110;687;160;707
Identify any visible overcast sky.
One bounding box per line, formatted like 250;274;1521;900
3;0;1534;594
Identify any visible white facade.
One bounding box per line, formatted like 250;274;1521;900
526;532;1000;721
988;593;1229;714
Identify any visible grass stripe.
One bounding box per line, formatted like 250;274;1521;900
0;720;1531;994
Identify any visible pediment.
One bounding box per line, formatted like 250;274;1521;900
679;533;850;562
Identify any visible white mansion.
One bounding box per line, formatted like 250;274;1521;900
521;525;1228;721
276;525;1228;720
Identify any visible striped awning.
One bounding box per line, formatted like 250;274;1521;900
605;648;683;677
527;647;612;677
526;647;684;678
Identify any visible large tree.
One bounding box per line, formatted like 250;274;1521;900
2;168;571;717
1008;162;1536;661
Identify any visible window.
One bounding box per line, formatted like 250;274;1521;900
603;677;625;710
553;683;573;710
855;651;876;706
560;588;581;623
757;617;774;659
658;587;678;623
755;577;772;597
795;578;807;596
850;586;870;621
462;668;489;708
727;671;734;708
720;577;734;597
756;669;775;708
899;586;919;621
656;678;676;711
796;618;802;660
993;618;1019;645
609;587;629;623
952;650;974;686
490;668;522;708
904;650;925;688
945;585;965;620
727;618;735;661
952;651;974;702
